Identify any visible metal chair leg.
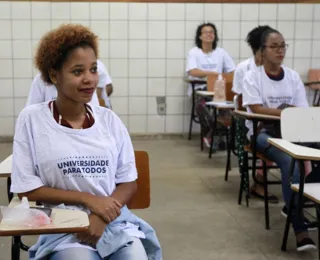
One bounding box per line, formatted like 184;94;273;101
263;161;270;230
281;193;295;251
12;236;21;260
225;128;231;181
316;205;320;260
7;177;13;202
200;127;204;151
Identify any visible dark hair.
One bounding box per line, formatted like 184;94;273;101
195;23;219;50
35;24;99;85
246;25;272;54
260;28;281;51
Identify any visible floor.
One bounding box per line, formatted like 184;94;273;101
0;138;318;260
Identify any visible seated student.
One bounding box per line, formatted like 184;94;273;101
96;60;113;109
27;60;111;108
10;24;162;260
242;28;316;251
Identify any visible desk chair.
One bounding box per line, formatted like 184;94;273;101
1;151;151;260
98;98;106;107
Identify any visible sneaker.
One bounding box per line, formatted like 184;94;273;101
281;206;317;231
203;137;211;148
297;237;317;252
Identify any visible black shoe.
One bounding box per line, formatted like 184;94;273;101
297;237;317;252
281;206;317;231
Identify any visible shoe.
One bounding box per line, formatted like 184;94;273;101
203;137;211;148
281;206;317;232
297;237;317;252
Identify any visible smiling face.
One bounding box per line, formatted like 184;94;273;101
262;32;287;66
199;25;215;45
50;46;99;104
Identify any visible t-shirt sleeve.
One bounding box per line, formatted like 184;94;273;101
242;71;263;107
232;65;244;94
222;50;236;73
26;76;45;106
97;61;112;89
111;114;137;184
10;110;45;193
292;72;309;108
186;49;198;73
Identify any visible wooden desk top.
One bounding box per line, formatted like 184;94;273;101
206;101;235;109
196;90;215;96
233;110;280;121
292;183;320;204
0;154;12;178
0;197;89;236
268;138;320;161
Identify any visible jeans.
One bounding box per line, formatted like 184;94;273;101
48;237;148;260
255;132;306;234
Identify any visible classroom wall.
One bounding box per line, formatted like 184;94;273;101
0;1;319;137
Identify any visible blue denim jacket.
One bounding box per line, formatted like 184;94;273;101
29;206;162;260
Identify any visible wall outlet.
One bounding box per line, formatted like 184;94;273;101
156;96;166;116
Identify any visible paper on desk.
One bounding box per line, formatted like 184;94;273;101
0;197;51;227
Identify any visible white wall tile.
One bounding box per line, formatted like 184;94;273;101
294;40;312;58
185;21;202;41
12;2;31;19
112;78;128;96
129;40;147;59
52;20;69;30
166;60;184;77
293;59;311;77
32;67;39;78
148;3;166;20
241;4;259;21
222;40;239;59
32;40;39;56
129;78;147;96
129;115;147;133
167;21;185;40
167;40;185;59
31;2;50;20
295;22;313;39
283;58;293;69
185;40;194;53
0;118;14;136
129;21;147;39
277;21;295;40
167;3;185;21
315;4;320;21
186;4;204;21
148;40;166;59
240;41;252;59
13;40;32;59
14;98;26;116
148;78;166;96
90;3;109;20
0;98;13;117
99;40;109;59
12;20;31;39
129;59;147;77
259;21;277;29
278;4;295;21
313;22;320;39
312;41;320;58
147;115;165;133
0;2;11;19
109;40;128;59
166;97;184;114
110;21;127;40
13;60;32;78
311;59;320;68
111;97;128;115
51;3;70;20
0;60;13;78
296;4;313;21
285;40;294;58
166;78;185;96
166;115;183;133
71;3;90;20
32;21;51;40
147;97;158;114
14;79;32;97
223;22;240;40
118;115;128;128
91;21;109;39
71;20;90;28
259;4;277;21
148;21;166;39
204;4;222;21
148;60;166;78
0;80;13;97
240;21;258;40
222;4;241;21
0;41;12;59
0;21;11;40
110;3;128;20
129;3;147;20
110;59;128;77
129;97;147;115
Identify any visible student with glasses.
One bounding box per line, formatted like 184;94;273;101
242;28;316;251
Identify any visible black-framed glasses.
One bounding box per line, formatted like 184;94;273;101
265;44;289;52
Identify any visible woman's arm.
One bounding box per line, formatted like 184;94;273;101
188;69;218;78
249;104;282;117
111;181;137;206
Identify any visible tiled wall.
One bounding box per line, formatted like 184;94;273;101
0;1;319;136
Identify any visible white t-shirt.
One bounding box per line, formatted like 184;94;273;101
11;103;145;252
232;57;257;95
97;60;112;108
186;46;236;96
242;66;309;137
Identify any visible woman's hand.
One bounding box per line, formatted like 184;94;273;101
83;195;122;223
76;213;106;247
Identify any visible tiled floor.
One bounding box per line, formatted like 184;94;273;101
0;138;318;260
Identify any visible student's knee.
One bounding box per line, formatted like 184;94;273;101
108;237;147;260
49;248;101;260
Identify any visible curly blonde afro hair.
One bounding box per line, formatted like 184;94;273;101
35;24;99;85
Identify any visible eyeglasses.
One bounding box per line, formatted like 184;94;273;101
201;30;214;35
264;44;289;52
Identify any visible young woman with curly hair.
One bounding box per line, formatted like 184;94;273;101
10;24;162;260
